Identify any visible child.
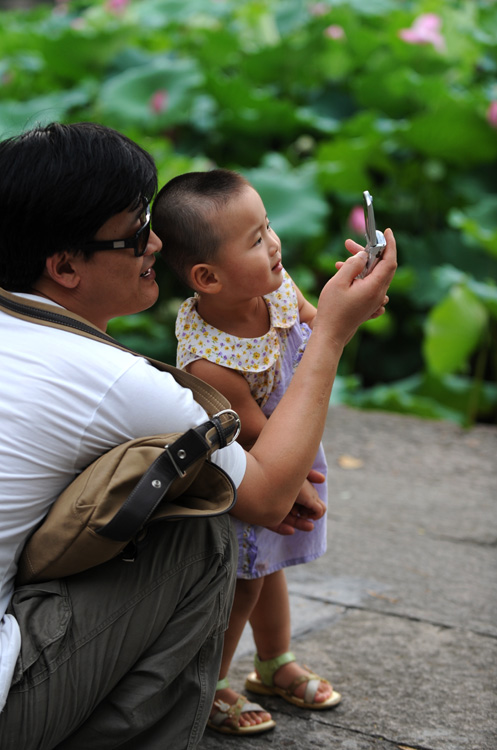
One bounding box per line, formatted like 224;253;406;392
152;170;342;735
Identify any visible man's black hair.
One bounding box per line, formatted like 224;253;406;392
0;122;158;290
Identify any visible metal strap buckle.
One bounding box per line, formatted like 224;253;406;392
164;445;187;478
213;409;241;447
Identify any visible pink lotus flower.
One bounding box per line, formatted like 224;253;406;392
398;13;445;52
348;205;366;235
150;90;169;114
487;101;497;129
106;0;129;13
324;25;345;40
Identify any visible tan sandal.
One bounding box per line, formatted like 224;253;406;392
245;651;342;710
207;678;276;735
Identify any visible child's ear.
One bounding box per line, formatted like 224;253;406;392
189;263;222;294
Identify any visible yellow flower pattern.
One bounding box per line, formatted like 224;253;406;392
176;270;298;407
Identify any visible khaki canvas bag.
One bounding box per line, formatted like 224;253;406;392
0;289;241;585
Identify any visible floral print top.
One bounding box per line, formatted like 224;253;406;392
176;268;327;579
175;269;309;408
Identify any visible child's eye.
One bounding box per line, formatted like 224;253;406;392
267;221;272;231
254;236;263;246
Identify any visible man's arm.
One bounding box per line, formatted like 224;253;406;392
234;230;397;527
187;358;325;533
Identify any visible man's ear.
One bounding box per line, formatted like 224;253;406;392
189;263;222;295
44;252;81;289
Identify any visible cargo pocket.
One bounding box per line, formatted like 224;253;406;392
7;579;71;686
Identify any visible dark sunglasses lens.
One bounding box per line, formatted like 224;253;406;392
135;205;151;256
137;222;151;256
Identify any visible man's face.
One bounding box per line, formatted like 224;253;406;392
77;203;162;329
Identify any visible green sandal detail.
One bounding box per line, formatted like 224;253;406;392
207;678;276;735
245;651;342;710
215;677;230;691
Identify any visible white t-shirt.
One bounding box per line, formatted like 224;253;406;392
0;294;246;710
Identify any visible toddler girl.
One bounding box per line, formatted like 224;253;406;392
153;169;342;735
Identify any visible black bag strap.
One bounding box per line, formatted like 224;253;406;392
98;411;240;540
0;287;229;416
3;289;242;563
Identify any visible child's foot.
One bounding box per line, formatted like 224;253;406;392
269;660;333;704
245;651;342;710
207;681;276;735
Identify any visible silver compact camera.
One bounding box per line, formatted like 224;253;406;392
355;190;386;279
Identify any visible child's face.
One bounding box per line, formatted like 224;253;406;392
214;186;283;299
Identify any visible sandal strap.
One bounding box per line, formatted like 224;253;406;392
286;671;330;703
211;694;265;729
215;677;230;691
304;678;321;705
254;651;296;687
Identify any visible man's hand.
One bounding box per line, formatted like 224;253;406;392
314;227;397;350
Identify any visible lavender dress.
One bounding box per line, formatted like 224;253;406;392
176;270;327;579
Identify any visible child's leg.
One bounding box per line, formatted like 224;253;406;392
249;569;334;704
219;577;264;680
211;576;273;730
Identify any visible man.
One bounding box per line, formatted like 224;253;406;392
0;122;396;749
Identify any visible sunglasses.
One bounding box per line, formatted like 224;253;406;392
84;202;151;257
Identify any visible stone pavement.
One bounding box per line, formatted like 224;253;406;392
199;406;497;750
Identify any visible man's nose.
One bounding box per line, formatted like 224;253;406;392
146;229;162;254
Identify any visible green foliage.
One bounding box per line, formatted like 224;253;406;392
424;284;488;375
2;0;497;424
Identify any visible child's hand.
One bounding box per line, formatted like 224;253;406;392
307;468;325;485
295;479;327;521
265;479;326;535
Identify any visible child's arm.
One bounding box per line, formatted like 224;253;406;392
185;358;267;450
292;281;317;328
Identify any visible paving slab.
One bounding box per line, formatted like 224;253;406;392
199;407;497;750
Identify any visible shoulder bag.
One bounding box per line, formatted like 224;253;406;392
0;288;241;584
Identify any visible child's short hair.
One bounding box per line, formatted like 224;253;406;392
152;169;250;287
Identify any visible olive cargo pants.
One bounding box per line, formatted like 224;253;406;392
0;516;236;749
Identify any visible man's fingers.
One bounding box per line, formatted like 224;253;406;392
338;250;369;282
344;238;365;256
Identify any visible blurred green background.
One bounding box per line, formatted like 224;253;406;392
1;0;496;425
